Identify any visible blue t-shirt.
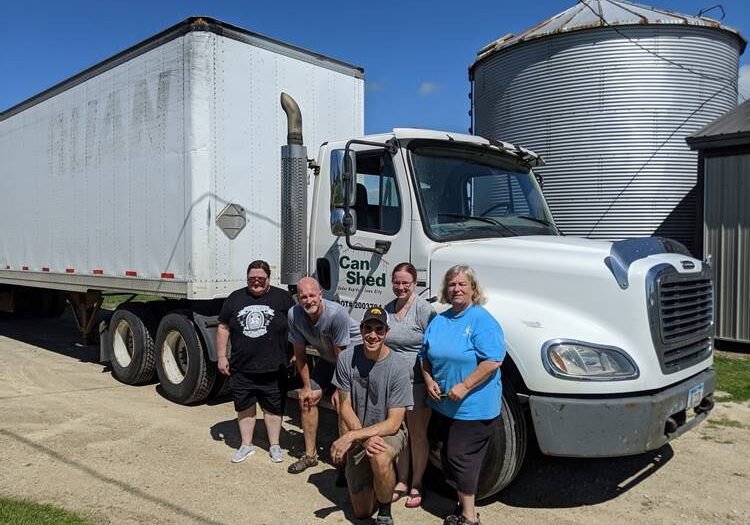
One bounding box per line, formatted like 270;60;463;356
420;304;505;420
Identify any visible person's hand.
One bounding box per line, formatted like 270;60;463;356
363;436;387;456
331;388;340;412
426;378;442;402
217;356;230;376
448;382;469;402
299;387;321;411
330;434;352;463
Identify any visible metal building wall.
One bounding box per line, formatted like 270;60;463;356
704;154;750;343
472;26;741;253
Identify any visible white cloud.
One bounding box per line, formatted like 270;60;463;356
366;80;385;93
418;81;441;96
738;64;750;103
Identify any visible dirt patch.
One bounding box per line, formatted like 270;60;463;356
1;314;748;524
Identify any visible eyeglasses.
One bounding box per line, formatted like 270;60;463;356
362;324;386;335
392;281;414;287
247;276;268;284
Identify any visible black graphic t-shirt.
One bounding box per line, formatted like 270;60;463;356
218;286;294;374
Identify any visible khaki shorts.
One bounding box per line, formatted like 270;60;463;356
346;428;408;494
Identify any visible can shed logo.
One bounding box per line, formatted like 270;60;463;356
237;305;274;338
340;256;386;287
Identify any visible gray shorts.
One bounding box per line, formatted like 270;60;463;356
346;429;408;494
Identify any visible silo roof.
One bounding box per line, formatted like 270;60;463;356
473;0;746;68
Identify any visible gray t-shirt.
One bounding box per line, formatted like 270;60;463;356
288;299;362;363
384;296;436;382
333;346;413;428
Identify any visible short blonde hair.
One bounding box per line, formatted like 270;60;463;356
439;264;486;305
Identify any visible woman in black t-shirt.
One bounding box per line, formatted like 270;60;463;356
217;260;294;464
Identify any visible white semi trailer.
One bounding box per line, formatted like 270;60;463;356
0;18;716;497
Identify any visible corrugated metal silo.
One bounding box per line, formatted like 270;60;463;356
470;0;746;253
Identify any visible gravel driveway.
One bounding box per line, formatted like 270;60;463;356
1;313;748;525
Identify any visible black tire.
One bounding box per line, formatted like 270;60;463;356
477;379;527;499
109;305;157;385
154;313;216;404
427;378;527;500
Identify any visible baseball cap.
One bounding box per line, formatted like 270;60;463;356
361;306;389;328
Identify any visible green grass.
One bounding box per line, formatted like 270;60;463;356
0;498;91;525
101;294;164;310
714;353;750;403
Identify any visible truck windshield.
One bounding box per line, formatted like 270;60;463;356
408;142;558;241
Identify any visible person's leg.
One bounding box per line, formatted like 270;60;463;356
393;446;410;498
237;404;258;445
370;447;397;505
346;447;377;518
300;394;321;456
257;372;285;447
406;404;431;499
458;491;477;523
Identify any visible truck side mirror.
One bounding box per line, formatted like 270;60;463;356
330;208;357;236
331;149;357;208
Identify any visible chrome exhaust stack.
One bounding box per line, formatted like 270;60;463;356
280;93;308;285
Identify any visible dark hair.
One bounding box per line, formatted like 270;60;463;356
392;262;417;283
246;260;271;277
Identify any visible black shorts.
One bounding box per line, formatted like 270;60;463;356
434;411;499;494
308;358;336;392
230;370;287;415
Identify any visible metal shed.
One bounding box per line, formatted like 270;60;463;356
687;100;750;348
471;0;746;255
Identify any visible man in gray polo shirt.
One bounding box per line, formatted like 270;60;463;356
287;276;362;475
331;306;412;525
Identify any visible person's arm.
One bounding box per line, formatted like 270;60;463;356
337;390;362;432
447;360;502;401
420;352;443;401
216;322;230;376
330;406;406;463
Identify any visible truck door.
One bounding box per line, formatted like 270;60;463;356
312;146;411;319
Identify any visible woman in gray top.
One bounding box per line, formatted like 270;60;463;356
384;262;436;509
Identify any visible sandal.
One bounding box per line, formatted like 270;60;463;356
405;489;422;508
287;454;318;474
391;488;408;503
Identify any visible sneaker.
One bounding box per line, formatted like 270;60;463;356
376;515;394;525
231;444;256;463
269;445;284;463
287;453;318;474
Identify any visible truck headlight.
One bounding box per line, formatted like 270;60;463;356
542;340;639;381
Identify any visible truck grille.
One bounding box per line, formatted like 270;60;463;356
647;265;714;374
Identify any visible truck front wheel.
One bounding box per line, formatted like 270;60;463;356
109;306;156;385
477;379;527;498
154;313;215;404
428;378;527;499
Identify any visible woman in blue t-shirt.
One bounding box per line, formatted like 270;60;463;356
420;264;505;525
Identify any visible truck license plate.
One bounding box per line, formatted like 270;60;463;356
686;383;704;409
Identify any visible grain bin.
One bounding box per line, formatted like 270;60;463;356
470;0;745;254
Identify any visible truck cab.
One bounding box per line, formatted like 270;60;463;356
294;127;715;497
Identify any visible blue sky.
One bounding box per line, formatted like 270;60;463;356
2;0;749;134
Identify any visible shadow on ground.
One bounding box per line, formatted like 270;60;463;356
0;310;100;363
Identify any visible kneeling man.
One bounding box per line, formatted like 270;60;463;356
330;307;413;525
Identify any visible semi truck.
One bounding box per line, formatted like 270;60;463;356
0;17;716;497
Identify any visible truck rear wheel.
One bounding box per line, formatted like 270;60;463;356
428;378;527;499
154;313;215;404
109;306;156;385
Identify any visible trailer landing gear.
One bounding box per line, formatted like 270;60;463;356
68;291;103;345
